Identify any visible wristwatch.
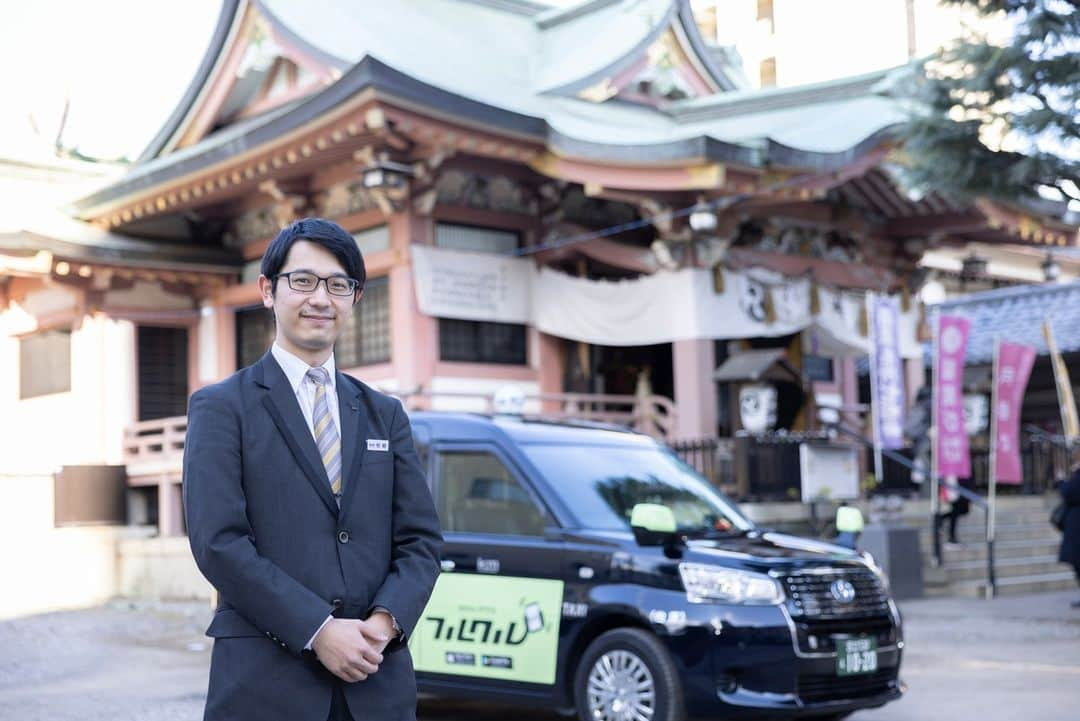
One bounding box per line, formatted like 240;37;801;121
373;606;402;639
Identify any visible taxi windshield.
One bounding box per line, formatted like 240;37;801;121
523;443;754;534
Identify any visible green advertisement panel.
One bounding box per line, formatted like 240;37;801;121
412;574;564;684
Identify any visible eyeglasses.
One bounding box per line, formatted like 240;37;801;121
275;271;361;297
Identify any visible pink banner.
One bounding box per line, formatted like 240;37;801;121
935;316;971;478
993;342;1036;484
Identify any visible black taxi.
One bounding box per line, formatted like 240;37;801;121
408;412;904;721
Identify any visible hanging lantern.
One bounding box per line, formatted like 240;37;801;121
960;252;988;282
1042;253;1061;283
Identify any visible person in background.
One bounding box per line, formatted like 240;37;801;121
1058;452;1080;609
936;475;970;549
833;502;864;550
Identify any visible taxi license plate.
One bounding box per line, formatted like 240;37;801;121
836;637;878;676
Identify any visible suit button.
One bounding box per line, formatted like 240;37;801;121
331;598;343;608
338;530;350;544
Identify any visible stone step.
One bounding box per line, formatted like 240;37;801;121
917;523;1062;544
933;538;1062;563
946;570;1079;598
894;501;1058;526
897;495;1057;512
939;555;1066;582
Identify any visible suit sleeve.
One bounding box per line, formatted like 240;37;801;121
1064;469;1080;506
183;387;332;655
368;399;443;649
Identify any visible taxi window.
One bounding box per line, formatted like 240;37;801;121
436;451;547;536
523;443;752;533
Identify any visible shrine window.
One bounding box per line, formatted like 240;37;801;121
19;327;71;399
336;276;391;368
435;223;519;254
353;225;390;255
439;318;527;365
236;306;275;370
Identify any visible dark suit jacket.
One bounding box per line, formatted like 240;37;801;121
183;352;442;721
1060;468;1080;568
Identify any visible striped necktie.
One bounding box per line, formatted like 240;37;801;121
306;367;342;499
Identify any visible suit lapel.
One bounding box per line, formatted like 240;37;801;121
255;353;339;516
337;372;366;492
337;371;368;513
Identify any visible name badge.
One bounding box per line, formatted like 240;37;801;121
367;439;389;452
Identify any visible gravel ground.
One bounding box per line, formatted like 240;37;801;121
0;599;212;721
1;591;1079;720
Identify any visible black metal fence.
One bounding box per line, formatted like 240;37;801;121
671;432;830;502
731;432;830;501
669;437;735;494
672;432;1068;502
971;437;1068;495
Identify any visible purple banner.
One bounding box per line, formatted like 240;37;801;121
994;342;1036;484
871;296;906;450
935;315;971;478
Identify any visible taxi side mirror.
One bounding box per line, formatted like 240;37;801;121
630;503;681;549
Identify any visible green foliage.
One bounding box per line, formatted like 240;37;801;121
895;0;1080;204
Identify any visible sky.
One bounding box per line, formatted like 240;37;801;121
0;0;993;164
0;0;222;161
0;0;587;161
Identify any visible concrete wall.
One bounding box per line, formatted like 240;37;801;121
118;536;213;601
0;288;137;475
0;471;213;619
0;472;126;619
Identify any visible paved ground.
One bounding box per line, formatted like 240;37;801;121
1;591;1078;721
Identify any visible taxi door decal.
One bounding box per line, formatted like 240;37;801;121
412;574;564;684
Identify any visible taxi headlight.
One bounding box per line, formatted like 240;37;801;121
678;563;784;605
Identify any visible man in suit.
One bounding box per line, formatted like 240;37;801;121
183;218;442;721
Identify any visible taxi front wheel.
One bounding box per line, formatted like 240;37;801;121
573;628;685;721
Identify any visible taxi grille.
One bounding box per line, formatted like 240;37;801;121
797;667;899;704
782;567;896;654
782;568;891;619
792;614;896;654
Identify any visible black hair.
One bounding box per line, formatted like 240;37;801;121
260;217;366;293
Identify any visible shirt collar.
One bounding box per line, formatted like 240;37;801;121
271;343;337;395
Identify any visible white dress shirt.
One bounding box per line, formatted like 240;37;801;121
270;342;341;439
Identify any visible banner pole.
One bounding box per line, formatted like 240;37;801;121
930;314;941;567
1044;318;1079;443
987;337;999;599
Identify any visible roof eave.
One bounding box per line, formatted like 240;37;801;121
548;130;759;167
0;228;242;273
71;56;551;219
765;125;901;171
